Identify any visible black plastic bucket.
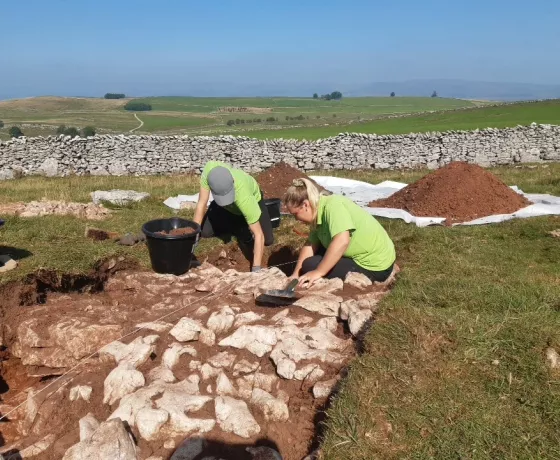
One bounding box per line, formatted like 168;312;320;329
142;217;201;275
264;198;281;228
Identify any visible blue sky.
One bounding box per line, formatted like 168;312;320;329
1;0;559;98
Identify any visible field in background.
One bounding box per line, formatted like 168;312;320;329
1;96;560;141
0;96;478;140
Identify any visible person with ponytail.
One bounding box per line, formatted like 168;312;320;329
283;178;396;286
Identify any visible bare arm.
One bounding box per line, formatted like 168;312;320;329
315;231;350;276
298;231;350;286
290;240;318;279
193;187;210;225
248;221;265;269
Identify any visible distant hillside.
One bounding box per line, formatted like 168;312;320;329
355;79;560;101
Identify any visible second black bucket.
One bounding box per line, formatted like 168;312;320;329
264;198;281;228
142;217;201;275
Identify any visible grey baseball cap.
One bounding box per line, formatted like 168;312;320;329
207;166;235;206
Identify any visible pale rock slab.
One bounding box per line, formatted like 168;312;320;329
199;327;216;346
103;364;146;405
194;306;209;317
69;385;93;402
293;364;325;383
339;298;360;321
147;366;176;384
232;359;260;377
207;351;237;369
344;272;372;289
234;311;265;327
355;291;385;311
347;309;373;336
316;317;338;332
216;372;237;396
135;321;174;332
218;325;277;357
214;396;261;438
206;306;236;335
200;364;221;381
313;378;340;399
100;336;158;368
250;388;289;422
162;343;197;368
62;418;138;460
170;318;202;342
305;277;344;293
293;293;342;317
79;413;100;441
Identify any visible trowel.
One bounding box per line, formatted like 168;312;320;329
263;278;298;299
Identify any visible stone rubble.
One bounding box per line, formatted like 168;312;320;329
2;262;396;459
1;124;558;179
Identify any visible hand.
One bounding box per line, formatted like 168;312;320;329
251;265;262;273
297;270;324;288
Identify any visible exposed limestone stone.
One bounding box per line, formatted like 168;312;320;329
344;272;372;289
69;385;93;402
214;396;261;438
250;388;289;422
347;309;373;336
169;318;202;342
218;325;278;357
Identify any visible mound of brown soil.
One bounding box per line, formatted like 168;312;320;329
256;162;327;201
369;162;531;224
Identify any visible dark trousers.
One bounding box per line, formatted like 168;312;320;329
201;199;274;247
301;246;394;282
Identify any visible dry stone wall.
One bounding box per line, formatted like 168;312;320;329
0;123;558;179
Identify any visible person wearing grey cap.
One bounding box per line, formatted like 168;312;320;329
193;161;274;271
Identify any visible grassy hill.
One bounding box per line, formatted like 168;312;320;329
1;96;558;141
0;96;477;140
243;99;560;139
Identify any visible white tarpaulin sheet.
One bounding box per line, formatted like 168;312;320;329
163;176;560;228
309;175;560;227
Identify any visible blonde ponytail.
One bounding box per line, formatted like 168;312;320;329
282;178;325;223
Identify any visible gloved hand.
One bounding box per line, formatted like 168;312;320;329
251;265;262;273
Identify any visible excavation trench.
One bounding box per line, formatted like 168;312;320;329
0;247;395;460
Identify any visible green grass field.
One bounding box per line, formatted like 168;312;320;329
1;96;559;141
0;96;478;140
0;164;559;459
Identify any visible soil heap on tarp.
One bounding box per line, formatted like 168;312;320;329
369;161;532;224
256;162;327;200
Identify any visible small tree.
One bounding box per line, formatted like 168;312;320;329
0;120;4;128
9;126;23;138
313;93;318;99
104;93;126;99
390;92;396;97
330;91;343;100
56;125;67;134
124;101;152;111
82;126;96;137
431;90;438;98
226;120;235;126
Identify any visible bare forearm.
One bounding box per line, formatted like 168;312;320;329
252;233;265;267
293;244;314;276
316;234;349;276
193;204;206;225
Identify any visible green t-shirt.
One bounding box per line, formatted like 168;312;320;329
200;161;262;224
308;195;396;272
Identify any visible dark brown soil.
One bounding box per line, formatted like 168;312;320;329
256;162;327;202
156;227;197;236
203;243;299;275
369;161;532;224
